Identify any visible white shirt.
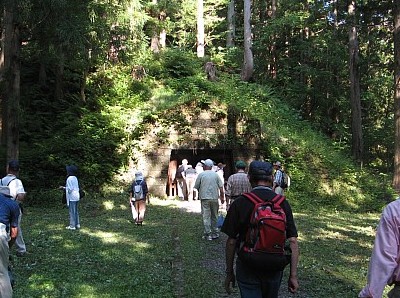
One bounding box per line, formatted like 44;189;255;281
66;176;80;204
1;174;25;201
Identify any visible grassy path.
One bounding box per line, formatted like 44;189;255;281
8;196;383;297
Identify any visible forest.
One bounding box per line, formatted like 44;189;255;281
0;0;399;203
2;1;400;297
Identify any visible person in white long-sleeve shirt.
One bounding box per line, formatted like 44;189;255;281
359;198;400;298
61;165;81;230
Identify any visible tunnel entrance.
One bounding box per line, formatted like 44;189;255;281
166;149;233;197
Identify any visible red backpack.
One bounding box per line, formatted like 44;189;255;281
238;192;290;272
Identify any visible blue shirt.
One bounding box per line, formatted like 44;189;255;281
0;194;20;230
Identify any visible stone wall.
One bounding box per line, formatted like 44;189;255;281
130;100;263;197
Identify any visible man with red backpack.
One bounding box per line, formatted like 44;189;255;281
221;160;299;297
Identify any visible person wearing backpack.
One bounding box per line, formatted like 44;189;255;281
221;160;299;298
272;161;286;195
129;171;148;225
0;191;19;297
1;160;27;256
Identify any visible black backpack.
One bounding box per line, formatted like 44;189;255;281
280;171;290;189
175;165;184;179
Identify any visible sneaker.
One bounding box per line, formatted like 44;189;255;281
65;226;76;230
202;235;212;241
211;234;219;240
76;225;81;229
16;251;27;257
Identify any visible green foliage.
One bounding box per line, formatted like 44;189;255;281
159;48;202;78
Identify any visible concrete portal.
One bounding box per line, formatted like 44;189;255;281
167;149;233;197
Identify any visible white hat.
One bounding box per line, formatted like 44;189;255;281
135;171;144;180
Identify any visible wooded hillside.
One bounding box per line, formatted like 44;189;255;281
0;0;398;207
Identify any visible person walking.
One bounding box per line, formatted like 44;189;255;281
194;159;225;241
225;160;252;209
272;161;285;195
221;160;299;297
359;198;400;298
1;160;27;256
129;171;148;225
0;191;19;298
176;159;188;200
184;165;197;201
61;165;81;230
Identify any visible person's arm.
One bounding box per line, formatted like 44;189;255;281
9;204;20;247
359;206;398;297
225;177;232;201
142;180;148;201
16;192;26;202
8;226;18;248
224;237;236;294
287;237;299;293
219;186;225;205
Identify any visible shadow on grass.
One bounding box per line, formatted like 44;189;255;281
11;194;381;298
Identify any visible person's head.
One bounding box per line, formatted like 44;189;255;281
201;159;214;170
273;161;282;169
66;165;78;176
235;160;247;171
135;171;144;181
182;159;188;165
7;160;19;174
248;161;273;186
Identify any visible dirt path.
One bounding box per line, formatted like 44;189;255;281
175;199;308;298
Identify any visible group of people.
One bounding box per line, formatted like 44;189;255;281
1;157;393;298
0;160;26;297
190;158;297;297
192;157;400;297
0;161;83;297
174;158;226;202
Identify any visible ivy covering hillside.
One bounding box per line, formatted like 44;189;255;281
16;49;395;211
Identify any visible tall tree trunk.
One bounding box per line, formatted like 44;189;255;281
160;29;166;48
268;0;277;79
2;0;20;162
197;0;205;58
226;0;235;48
151;33;160;53
55;51;64;102
393;0;400;190
348;1;363;162
0;4;8;147
241;0;253;81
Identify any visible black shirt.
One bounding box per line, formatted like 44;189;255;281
221;186;298;242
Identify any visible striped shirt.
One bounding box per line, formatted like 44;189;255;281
274;169;283;186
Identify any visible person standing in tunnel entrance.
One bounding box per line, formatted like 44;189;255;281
176;159;188;200
185;165;197;201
